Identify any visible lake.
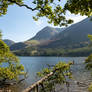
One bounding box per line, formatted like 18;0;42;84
7;57;92;92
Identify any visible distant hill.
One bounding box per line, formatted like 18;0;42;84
3;39;15;46
29;26;65;41
10;26;65;51
41;17;92;49
10;42;27;51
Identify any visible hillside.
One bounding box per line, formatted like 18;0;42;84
10;26;65;51
14;46;92;57
11;17;92;56
40;17;92;49
29;26;65;41
3;39;15;46
10;42;27;51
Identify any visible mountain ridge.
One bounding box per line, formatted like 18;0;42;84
4;17;92;56
29;26;65;41
40;17;92;49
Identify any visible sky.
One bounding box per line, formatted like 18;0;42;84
0;1;87;42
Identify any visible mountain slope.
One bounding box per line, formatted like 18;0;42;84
29;26;65;41
11;17;92;56
41;17;92;49
3;39;15;46
10;26;65;51
10;42;27;51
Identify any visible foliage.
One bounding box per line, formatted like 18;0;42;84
0;0;92;26
85;54;92;70
37;62;72;92
88;83;92;92
85;35;92;69
65;0;92;16
13;46;92;57
84;35;92;91
0;0;74;26
0;0;23;15
88;34;92;41
0;32;25;82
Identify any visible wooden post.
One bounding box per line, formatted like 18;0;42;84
34;85;38;92
23;72;53;92
40;83;46;92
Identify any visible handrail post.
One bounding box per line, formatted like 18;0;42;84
23;72;53;92
34;85;38;92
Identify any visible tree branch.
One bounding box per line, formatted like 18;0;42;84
8;0;37;11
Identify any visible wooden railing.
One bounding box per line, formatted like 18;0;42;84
23;72;53;92
23;62;74;92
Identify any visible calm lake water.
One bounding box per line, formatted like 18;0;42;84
8;57;92;92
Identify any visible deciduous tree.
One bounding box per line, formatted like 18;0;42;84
0;32;25;84
0;0;92;26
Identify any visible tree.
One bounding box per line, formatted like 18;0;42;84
1;0;92;91
37;62;73;92
0;0;74;27
1;0;92;27
85;35;92;92
0;0;92;26
65;0;92;17
0;32;25;85
85;35;92;70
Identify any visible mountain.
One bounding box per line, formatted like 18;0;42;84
10;42;27;51
11;17;92;56
40;17;92;49
10;26;65;51
29;26;65;41
3;39;15;46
